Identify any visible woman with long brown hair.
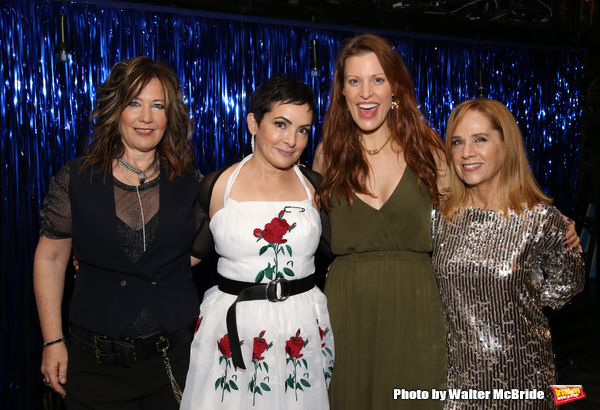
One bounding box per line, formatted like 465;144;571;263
314;34;449;409
34;56;202;408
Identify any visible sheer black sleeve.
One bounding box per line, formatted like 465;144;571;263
319;207;332;260
299;167;334;292
40;163;72;239
191;166;232;260
300;167;333;261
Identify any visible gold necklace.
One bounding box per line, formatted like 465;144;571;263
361;134;393;155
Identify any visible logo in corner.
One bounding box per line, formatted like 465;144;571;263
551;385;586;405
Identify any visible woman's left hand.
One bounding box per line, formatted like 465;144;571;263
563;216;582;252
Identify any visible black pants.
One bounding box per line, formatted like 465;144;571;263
64;327;193;410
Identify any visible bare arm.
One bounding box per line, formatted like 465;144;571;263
434;147;451;193
312;142;324;174
33;236;72;398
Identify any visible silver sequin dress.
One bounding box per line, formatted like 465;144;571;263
431;203;584;409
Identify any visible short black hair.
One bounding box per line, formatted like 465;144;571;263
249;73;316;125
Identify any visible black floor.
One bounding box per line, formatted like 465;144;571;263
550;278;600;409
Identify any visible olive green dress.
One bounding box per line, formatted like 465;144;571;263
324;167;446;410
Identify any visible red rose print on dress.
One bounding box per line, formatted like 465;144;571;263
285;329;310;400
215;334;243;401
253;209;297;283
318;325;327;348
249;330;273;405
252;335;271;360
318;320;334;385
218;334;233;358
286;336;305;358
253;210;292;244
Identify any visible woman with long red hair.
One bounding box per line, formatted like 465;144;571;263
314;34;449;409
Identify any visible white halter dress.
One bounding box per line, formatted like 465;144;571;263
181;156;334;409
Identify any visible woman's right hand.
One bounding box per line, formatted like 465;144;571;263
41;342;68;398
563;216;582;252
33;236;72;399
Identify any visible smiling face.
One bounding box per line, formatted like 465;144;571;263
451;110;506;195
118;77;168;156
248;102;313;170
342;52;393;136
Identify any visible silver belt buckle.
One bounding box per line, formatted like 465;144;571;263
265;278;290;302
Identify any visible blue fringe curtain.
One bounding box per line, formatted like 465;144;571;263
0;0;584;407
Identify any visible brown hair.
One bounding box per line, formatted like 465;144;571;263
318;33;444;210
441;98;551;218
82;56;194;180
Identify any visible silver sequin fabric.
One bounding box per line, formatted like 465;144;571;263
431;203;585;409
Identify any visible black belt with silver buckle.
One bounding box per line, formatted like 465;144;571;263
68;322;194;368
218;274;315;369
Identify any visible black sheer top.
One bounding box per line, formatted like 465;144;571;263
40;163;204;337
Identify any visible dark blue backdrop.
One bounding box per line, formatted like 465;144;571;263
0;0;585;407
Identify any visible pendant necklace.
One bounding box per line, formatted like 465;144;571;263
361;134;393;155
116;157;159;252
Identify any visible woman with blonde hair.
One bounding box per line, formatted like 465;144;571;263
440;97;551;217
432;98;584;409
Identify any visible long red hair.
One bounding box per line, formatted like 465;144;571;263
318;34;443;210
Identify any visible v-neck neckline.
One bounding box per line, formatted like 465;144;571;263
353;166;409;212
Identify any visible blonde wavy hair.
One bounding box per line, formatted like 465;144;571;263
441;98;551;219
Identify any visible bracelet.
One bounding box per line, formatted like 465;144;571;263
42;336;67;348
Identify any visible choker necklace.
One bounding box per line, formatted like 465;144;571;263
116;156;159;184
361;134;393;155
